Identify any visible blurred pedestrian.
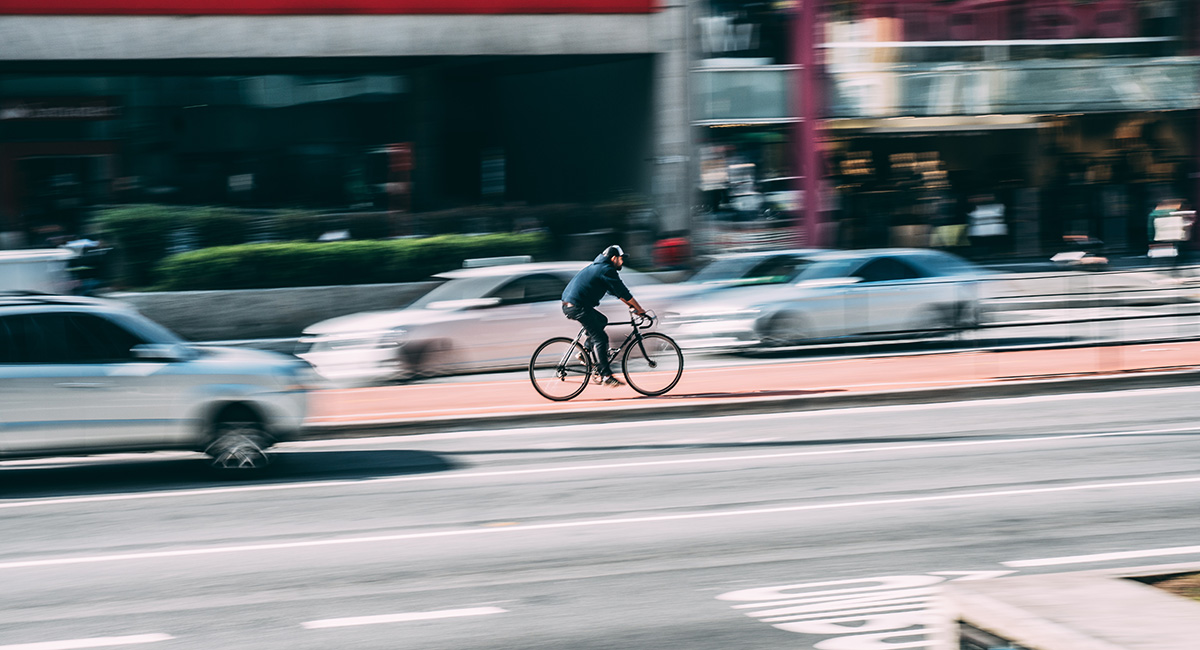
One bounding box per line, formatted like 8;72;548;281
967;194;1007;259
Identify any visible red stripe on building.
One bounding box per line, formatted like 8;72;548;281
0;0;658;14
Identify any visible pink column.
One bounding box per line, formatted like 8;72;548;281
793;0;824;247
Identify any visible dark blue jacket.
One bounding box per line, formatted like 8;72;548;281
562;253;633;309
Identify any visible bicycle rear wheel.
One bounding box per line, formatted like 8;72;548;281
622;332;683;396
530;337;592;401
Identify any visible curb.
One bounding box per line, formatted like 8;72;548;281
302;366;1200;439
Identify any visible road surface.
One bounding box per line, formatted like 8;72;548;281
2;386;1199;649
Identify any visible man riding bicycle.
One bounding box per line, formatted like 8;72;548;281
562;245;647;387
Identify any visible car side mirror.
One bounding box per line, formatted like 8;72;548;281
132;343;193;362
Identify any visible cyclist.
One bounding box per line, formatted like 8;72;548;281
562;244;647;387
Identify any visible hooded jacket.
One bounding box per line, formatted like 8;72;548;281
561;252;633;309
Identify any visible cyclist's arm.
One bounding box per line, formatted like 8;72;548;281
621;296;647;316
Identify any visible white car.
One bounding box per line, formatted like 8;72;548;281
663;248;988;349
0;293;311;469
297;261;664;386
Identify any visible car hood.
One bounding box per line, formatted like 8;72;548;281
302;307;467;336
193;345;296;366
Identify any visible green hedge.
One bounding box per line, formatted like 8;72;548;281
154;233;551;291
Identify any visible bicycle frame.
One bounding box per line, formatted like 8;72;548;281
567;313;657;375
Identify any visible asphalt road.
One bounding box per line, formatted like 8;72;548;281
3;386;1200;650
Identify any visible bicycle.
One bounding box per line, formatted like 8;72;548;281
529;310;684;401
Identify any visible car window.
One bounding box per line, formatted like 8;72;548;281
64;313;145;362
410;276;507;308
491;274;568;305
0;314;48;363
907;251;982;277
855;258;924;283
795;259;859;281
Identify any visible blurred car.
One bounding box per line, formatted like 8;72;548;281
297;261;665;385
758;176;802;219
662;248;989;349
680;249;824;293
0;292;311;469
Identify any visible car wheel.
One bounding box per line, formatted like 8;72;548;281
761;312;805;347
405;339;453;380
206;408;271;471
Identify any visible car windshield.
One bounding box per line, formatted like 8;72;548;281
689;255;815;286
909;252;985;277
794;258;862;281
409;276;507;308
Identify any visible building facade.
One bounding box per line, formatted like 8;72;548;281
693;0;1200;257
0;0;691;248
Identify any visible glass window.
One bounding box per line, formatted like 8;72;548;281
855;258;924;283
63;313;144;362
491;274;567;305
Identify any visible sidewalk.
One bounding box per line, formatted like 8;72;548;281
305;340;1200;436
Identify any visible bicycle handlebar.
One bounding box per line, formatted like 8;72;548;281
631;309;656;328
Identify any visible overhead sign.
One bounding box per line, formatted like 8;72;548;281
1;0;658;14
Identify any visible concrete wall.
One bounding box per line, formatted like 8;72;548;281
0;15;667;59
109;281;440;342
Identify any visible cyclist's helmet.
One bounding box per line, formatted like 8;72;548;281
602;244;625;260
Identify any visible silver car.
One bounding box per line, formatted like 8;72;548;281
663;248;987;348
298;261;664;386
0;293;311;469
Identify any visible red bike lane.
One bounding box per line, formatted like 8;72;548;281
306;341;1200;431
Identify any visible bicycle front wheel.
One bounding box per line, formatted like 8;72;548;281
622;332;683;396
530;337;592;401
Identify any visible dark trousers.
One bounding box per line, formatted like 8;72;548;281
562;303;613;377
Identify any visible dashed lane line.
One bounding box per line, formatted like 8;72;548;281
1;475;1198;572
302;606;507;629
1004;545;1200;568
0;634;173;650
3;426;1198;511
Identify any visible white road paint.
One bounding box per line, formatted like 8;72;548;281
3;424;1197;512
1004;545;1200;568
0;634;173;650
302;606;506;629
1;475;1198;572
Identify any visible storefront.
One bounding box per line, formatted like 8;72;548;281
815;0;1200;257
0;0;686;247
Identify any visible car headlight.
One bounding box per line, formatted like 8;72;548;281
302;329;407;353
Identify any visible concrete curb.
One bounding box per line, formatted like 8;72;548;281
302;366;1200;439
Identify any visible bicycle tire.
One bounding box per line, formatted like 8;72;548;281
622;332;683;396
529;337;592;401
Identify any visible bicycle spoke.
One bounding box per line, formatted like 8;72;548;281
530;338;591;401
622;333;683;396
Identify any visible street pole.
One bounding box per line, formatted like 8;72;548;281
794;0;824;247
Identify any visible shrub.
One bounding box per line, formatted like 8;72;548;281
154;232;551;290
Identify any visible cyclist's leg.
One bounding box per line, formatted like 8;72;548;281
576;308;613;379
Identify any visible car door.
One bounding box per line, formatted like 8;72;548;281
474;273;569;369
842;257;928;336
0;312;88;455
61;311;191;449
0;311;186;456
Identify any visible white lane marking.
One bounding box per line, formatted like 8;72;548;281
302;606;506;629
0;634;174;650
2;475;1198;572
299;383;1200;445
4;425;1198;511
1004;545;1200;568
